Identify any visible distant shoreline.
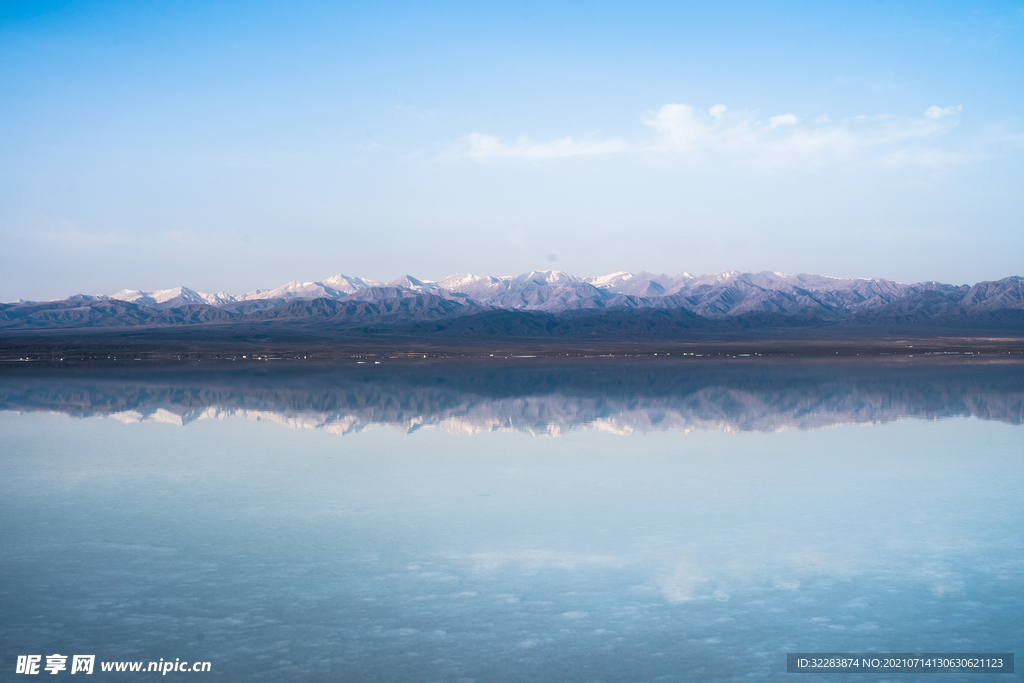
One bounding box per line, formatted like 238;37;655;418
2;325;1024;363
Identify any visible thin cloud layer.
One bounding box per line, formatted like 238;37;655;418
460;103;966;167
925;105;962;118
645;103;962;161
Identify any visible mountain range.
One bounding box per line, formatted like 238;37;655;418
2;270;1024;334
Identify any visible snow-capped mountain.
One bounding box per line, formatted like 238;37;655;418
108;286;236;308
92;269;912;313
2;270;1023;332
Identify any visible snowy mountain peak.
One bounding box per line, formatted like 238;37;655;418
438;273;503;289
586;272;634;288
520;270;577;285
240;281;327;301
321;274;382;293
108;286;231;307
387;275;438;291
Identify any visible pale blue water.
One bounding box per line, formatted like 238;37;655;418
1;361;1021;681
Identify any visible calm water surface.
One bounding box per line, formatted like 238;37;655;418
1;359;1021;682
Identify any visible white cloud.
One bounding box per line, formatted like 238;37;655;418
924;105;962;119
645;104;721;151
644;103;962;164
709;104;728;118
768;113;799;128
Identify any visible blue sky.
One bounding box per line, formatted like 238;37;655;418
1;1;1022;300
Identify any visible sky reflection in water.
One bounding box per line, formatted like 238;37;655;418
1;360;1021;681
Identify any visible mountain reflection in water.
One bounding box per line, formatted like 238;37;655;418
2;358;1021;435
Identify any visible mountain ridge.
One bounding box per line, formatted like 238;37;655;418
2;270;1023;334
